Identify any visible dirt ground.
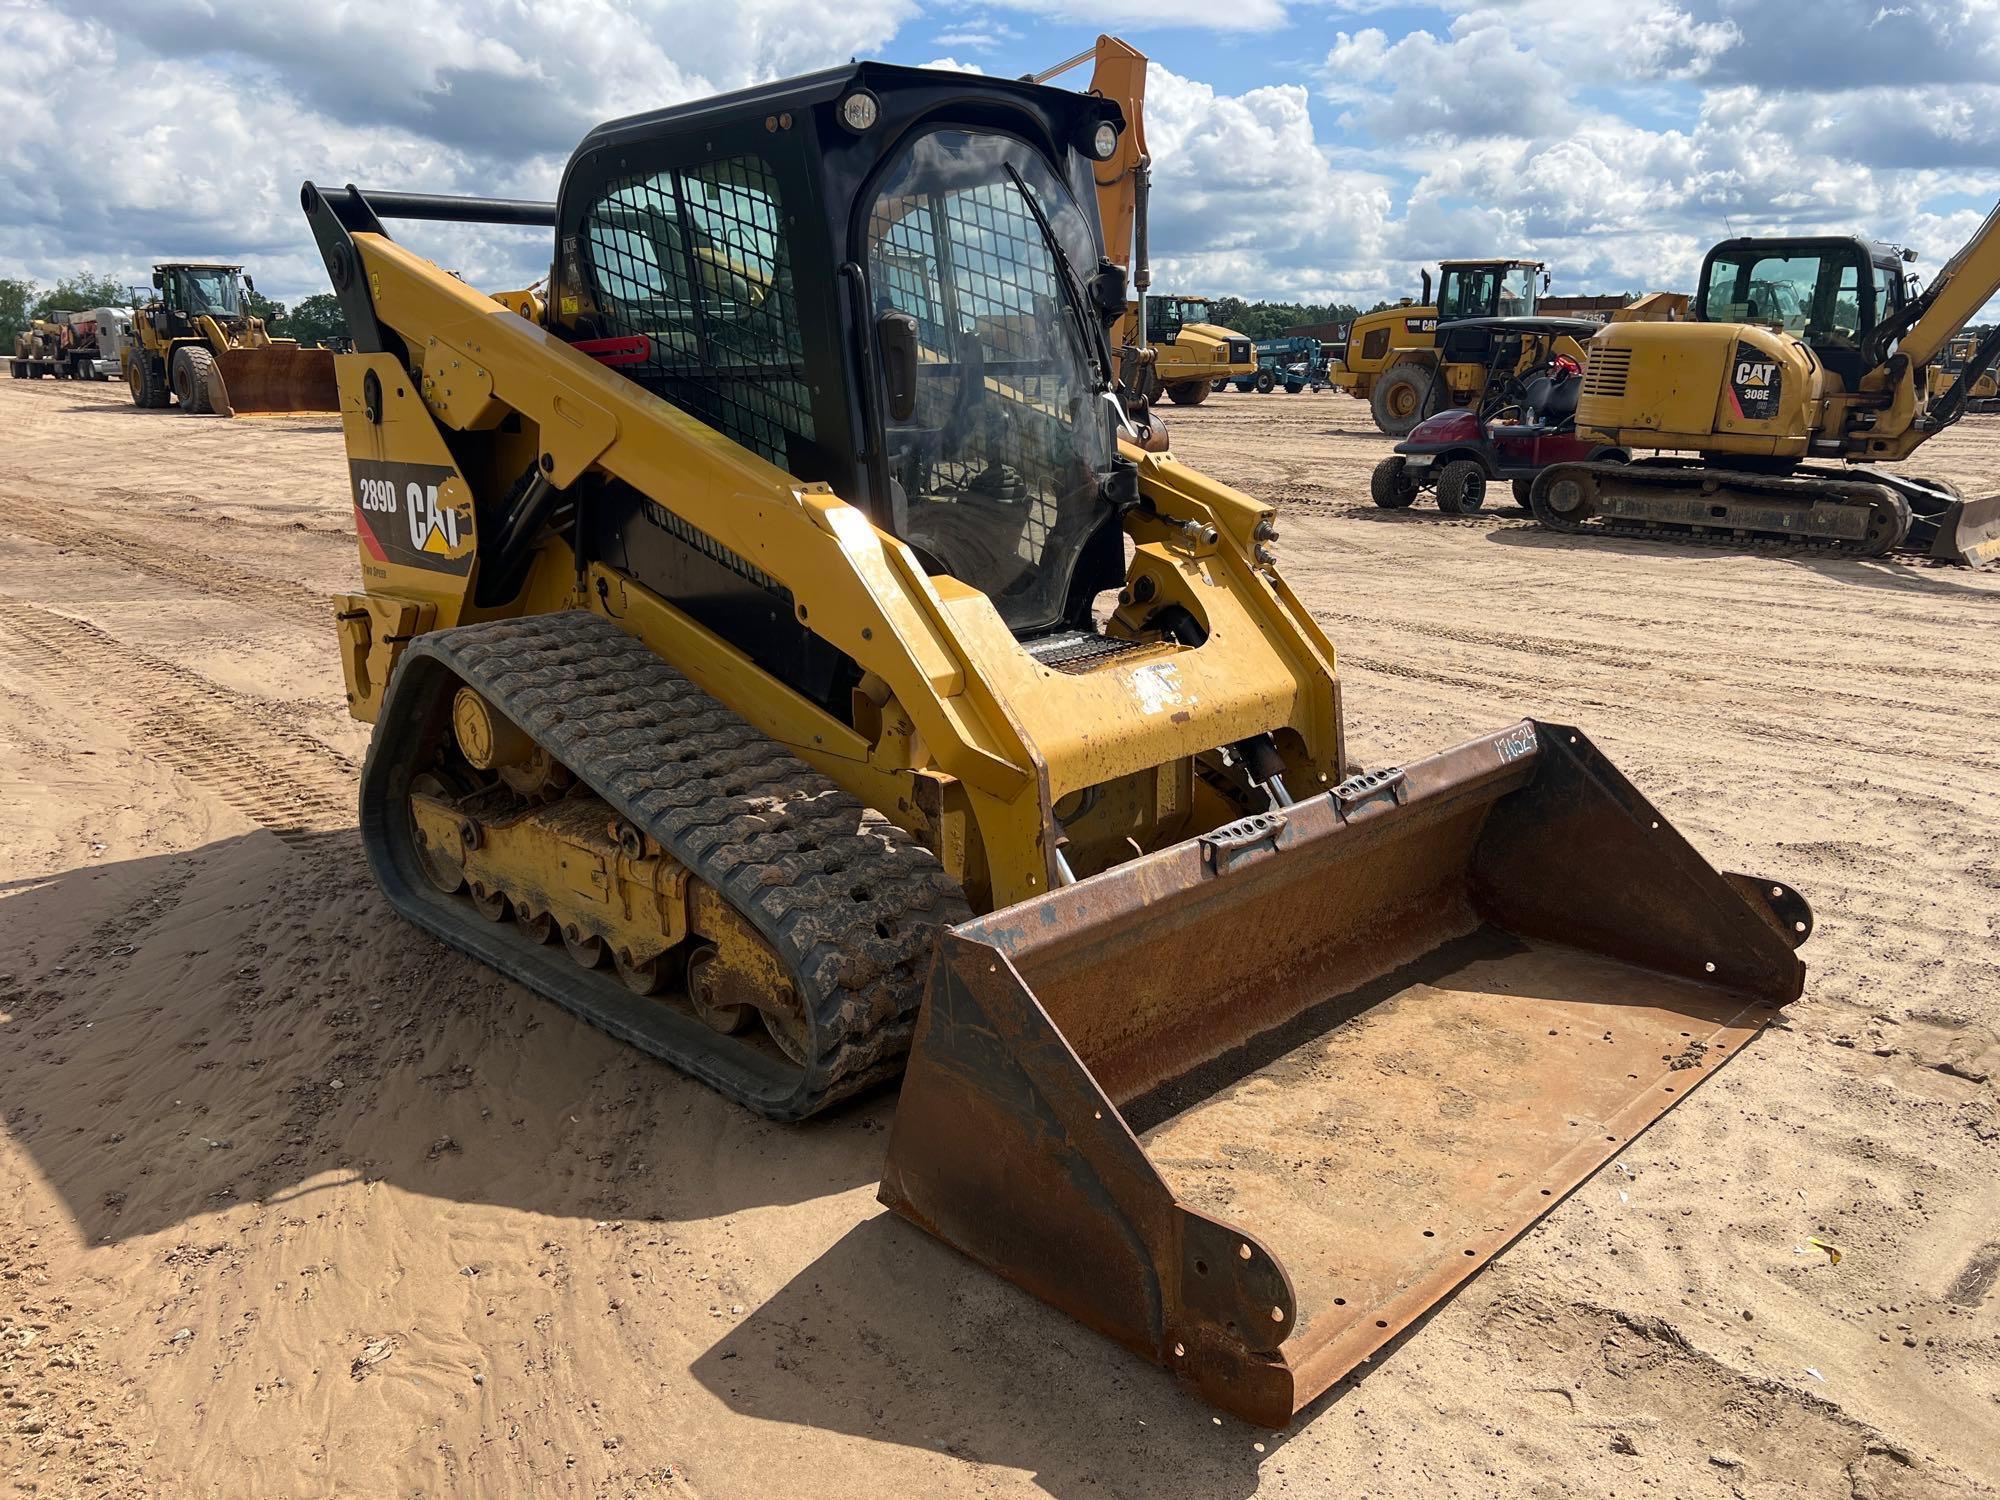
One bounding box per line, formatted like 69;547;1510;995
0;374;1995;1499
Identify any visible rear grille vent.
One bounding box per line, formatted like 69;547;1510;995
1025;630;1151;675
1581;347;1632;400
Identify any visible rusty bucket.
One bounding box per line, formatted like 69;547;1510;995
880;721;1809;1426
212;346;340;416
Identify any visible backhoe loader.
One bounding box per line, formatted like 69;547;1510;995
125;262;337;415
303;61;1811;1426
1531;223;2000;564
1035;37;1256;408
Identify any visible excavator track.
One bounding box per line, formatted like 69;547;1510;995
363;610;970;1120
1529;460;1920;559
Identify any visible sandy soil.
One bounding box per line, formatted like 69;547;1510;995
1;374;1995;1499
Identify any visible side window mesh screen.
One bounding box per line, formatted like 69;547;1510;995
582;155;815;470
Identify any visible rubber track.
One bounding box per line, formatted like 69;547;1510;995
366;610;971;1119
1530;463;1915;560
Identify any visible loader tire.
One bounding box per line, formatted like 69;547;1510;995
1370;456;1418;509
1370;363;1434;436
363;610;972;1120
127;354;170;408
1166;379;1210;407
1254;370;1275;394
1435;460;1487;514
1512;478;1536;507
171;346;216;413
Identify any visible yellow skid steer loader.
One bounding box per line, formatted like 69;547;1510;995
302;61;1810;1426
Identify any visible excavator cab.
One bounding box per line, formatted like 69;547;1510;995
303;59;1815;1427
1694;235;1907;386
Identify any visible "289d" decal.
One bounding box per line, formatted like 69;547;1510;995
349;460;473;575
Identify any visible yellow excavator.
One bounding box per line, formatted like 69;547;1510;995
303;60;1811;1425
124;262;337;415
1532;221;2000;564
1035;37;1256;408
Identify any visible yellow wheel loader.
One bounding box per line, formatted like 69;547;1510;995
1331;258;1584;435
303;62;1812;1426
125;262;338;415
1036;37;1256;411
1928;330;2000;413
1533;223;2000;565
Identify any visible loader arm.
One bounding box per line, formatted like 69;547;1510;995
305;182;1347;907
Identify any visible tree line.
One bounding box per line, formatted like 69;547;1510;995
1;272;347;349
1207;297;1369;341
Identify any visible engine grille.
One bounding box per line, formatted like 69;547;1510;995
1227;339;1253;364
1024;630;1152;675
1581;347;1632;401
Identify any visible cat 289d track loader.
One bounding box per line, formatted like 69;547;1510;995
303;62;1811;1426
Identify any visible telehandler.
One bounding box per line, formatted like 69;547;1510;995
124;261;337;415
1533;224;2000;564
303;60;1811;1425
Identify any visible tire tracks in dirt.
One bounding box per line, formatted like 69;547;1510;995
0;491;330;628
0;602;356;851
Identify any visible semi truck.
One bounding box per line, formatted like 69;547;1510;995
9;306;133;381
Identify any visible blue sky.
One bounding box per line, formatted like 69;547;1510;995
5;0;1998;314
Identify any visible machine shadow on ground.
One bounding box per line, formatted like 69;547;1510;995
0;827;887;1245
1482;521;2000;595
691;1213;1303;1500
0;825;1381;1497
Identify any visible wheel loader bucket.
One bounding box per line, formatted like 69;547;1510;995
211;346;340;416
880;721;1809;1427
1928;492;2000;568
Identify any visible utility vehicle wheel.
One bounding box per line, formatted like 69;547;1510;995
1370;363;1434;436
1165;379;1210;407
1435;460;1488;514
1512;478;1536;507
1254;370;1275;394
171;346;216;413
1370;456;1419;509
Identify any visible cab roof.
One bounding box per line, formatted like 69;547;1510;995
1706;233;1908;271
1438;257;1542;269
574;59;1119;157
